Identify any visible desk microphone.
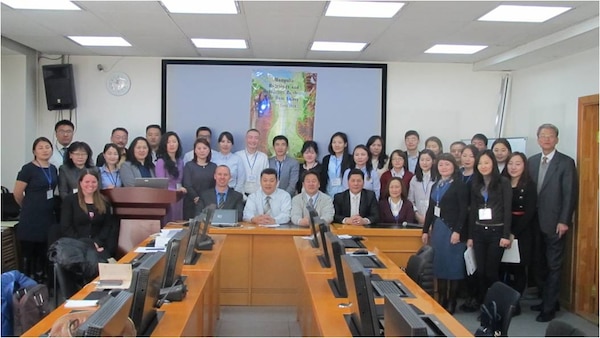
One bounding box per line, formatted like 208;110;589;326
156;278;187;307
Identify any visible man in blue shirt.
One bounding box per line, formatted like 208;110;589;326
243;168;292;225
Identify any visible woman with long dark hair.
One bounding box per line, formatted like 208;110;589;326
321;132;354;197
342;144;380;199
407;149;437;225
155;131;187;222
120;137;155;187
422;153;468;313
183;138;217;219
501;152;537;314
13;137;58;282
468;150;512;304
367;135;388;177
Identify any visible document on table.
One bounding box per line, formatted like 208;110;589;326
259;224;280;228
501;239;521;263
97;263;132;289
134;247;166;253
64;300;99;308
464;247;477;275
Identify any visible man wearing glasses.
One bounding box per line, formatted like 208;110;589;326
49;120;75;168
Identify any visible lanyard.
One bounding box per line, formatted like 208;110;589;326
105;168;119;186
462;174;472;183
435;180;452;206
37;161;53;189
333;156;342;176
482;188;489;206
245;151;258;171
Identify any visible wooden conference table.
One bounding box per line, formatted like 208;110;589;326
207;222;423;306
23;234;227;337
293;236;472;337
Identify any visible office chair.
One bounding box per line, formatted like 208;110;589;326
405;245;434;296
53;263;83;308
481;281;521;337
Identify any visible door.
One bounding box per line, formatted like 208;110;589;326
574;94;599;323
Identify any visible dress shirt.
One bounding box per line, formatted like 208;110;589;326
350;192;361;216
50;145;68;168
290;191;334;225
342;167;381;200
407;152;419;174
235;149;269;195
243;188;292;224
98;165;122;189
212;151;246;193
268;155;299;196
407;173;434;216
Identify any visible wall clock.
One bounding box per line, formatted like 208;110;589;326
106;72;131;96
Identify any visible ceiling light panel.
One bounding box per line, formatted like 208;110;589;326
161;0;238;14
68;36;131;47
478;5;571;23
425;44;487;54
1;0;80;10
326;1;404;18
311;41;367;52
192;38;247;49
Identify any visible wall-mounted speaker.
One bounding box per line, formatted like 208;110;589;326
42;64;77;111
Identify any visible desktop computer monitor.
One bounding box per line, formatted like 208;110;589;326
306;204;320;248
75;290;134;337
318;223;331;268
383;294;428;337
162;228;190;288
325;231;347;298
129;251;166;336
195;204;215;250
342;254;381;337
183;215;202;265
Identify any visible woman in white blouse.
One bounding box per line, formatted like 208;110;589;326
407;149;437;225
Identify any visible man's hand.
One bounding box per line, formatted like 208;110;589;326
556;223;569;238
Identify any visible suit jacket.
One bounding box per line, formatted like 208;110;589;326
197;187;244;221
333;189;379;224
321;153;354;189
378;198;416;224
120;161;155;187
424;179;469;237
528;151;578;234
58;165;87;199
269;156;299;196
290;191;335;225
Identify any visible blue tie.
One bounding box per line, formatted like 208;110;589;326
218;193;225;209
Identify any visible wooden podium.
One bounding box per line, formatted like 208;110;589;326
101;187;184;255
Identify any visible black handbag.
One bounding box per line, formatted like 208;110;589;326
475;301;502;337
1;186;20;221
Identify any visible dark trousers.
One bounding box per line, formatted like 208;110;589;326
473;226;504;303
19;240;48;282
533;229;566;313
500;263;527;295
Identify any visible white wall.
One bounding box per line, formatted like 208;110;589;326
504;48;599;158
2;50;597;187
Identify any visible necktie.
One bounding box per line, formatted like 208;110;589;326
351;195;360;216
264;196;272;215
61;147;67;154
308;196;315;208
537;156;548;193
217;193;225;209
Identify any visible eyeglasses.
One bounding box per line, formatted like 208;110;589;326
71;152;88;157
57;130;73;135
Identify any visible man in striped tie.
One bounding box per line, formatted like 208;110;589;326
197;165;244;220
243;168;292;225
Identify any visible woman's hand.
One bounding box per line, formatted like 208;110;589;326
450;231;460;245
193;197;199;204
499;238;511;248
94;242;105;253
421;233;429;245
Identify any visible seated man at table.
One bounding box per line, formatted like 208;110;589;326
198;165;244;220
243;168;292;225
291;171;334;226
333;168;379;225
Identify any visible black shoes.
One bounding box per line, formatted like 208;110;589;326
531;302;560;312
446;300;457;314
536;310;556;322
459;298;479;313
513;303;521;317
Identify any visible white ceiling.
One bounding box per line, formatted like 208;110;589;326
1;1;598;71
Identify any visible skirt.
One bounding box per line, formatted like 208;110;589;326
430;218;466;280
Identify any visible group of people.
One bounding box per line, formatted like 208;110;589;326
13;120;576;323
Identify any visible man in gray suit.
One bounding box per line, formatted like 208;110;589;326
528;123;578;322
268;135;299;197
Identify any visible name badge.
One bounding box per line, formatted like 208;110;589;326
479;208;492;220
331;178;342;187
72;188;78;194
176;183;182;190
434;206;441;217
47;190;54;200
248;174;257;182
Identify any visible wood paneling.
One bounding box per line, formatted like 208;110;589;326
574;94;599;323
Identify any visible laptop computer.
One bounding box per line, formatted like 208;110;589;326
211;209;240;227
134;178;169;189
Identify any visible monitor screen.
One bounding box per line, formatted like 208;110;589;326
383;294;428;337
325;231;347;298
341;255;381;337
183;215;203;265
195;204;215;250
162;228;190;288
307;204;320;248
317;223;331;268
75;290;134;337
129;252;166;335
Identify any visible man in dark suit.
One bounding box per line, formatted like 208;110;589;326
528;123;578;322
198;165;244;221
333;168;379;225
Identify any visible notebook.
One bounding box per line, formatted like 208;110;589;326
133;178;169;189
211;209;239;227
